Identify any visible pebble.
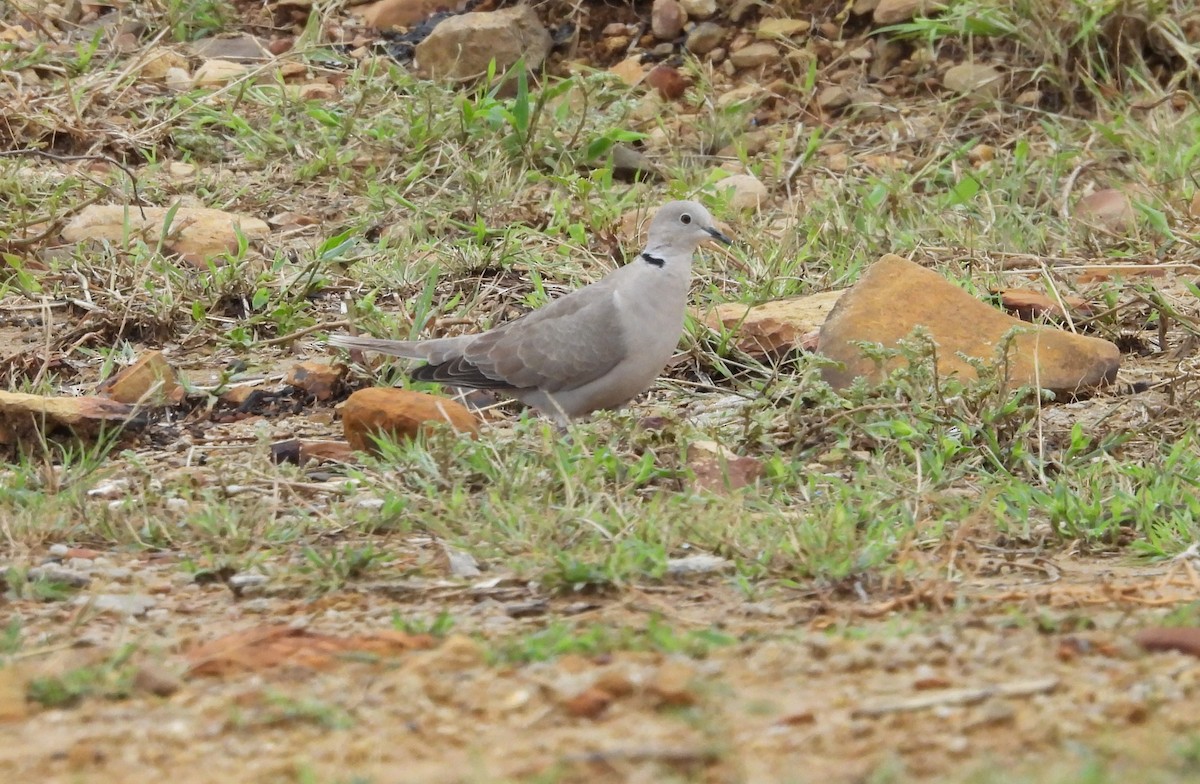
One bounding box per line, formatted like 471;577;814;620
26;566;91;588
729;42;778;69
715;173;769;212
679;0;716;19
685;22;725;54
83;593;157;616
651;0;685;40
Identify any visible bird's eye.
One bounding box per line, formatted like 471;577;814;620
680;213;693;225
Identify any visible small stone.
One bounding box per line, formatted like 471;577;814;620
1135;627;1200;657
873;0;942;24
651;0;686;40
679;0;716;19
817;85;851;110
139;47;188;80
645;64;687;100
943;62;1004;97
164;67;193;91
1016;89;1042;106
729;0;758;23
193;59;248;87
756;18;811;39
84;593;157;617
562;687;613;719
729;41;778;69
685;22;725;54
358;0;445;28
97;351;184;406
703;290;843;357
688;441;762;493
341;388;480;453
26;566;91;588
715;173;768;212
285;360;344;401
608;56;645;86
817;254;1122;394
650;659;698;706
1075;188;1136;233
190;34;270;62
132;665;182;697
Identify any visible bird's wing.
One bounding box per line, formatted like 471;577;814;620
458;275;629;393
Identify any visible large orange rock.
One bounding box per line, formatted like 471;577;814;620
817;255;1120;394
341;388;479;453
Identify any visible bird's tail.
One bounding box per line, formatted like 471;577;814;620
326;334;427;359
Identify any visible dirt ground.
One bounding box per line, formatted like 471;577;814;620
3;541;1200;783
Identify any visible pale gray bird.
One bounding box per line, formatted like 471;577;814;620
328;201;731;424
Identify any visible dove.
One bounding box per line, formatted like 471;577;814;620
328;200;731;425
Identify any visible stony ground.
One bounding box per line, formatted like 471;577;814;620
3;0;1200;783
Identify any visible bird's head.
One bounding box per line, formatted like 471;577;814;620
646;200;733;254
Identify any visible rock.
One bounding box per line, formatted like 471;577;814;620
1075;188;1136;233
0;390;145;446
193;59;248;86
83;593;156;617
703;290;844;357
756;18;812;39
729;0;758;23
562;687;613;719
1135;627;1200;657
679;0;716;19
608;56;646;86
139;47;188;80
715;173;768;212
645;64;686;100
650;659;698;707
817;255;1122;394
688;441;763;493
874;0;942;24
97;351;185;406
943;63;1003;97
190;34;270;62
415;6;552;83
270;439;357;466
685;22;725;54
342;388;480;453
651;0;685;40
164;67;193;91
729;41;778;69
25;566;91;588
132;665;182;697
62;205;270;267
817;85;851;110
285;360;344;401
358;0;444;28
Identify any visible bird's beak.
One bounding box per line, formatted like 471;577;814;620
705;226;733;245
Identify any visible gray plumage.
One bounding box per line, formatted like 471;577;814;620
328;200;731;424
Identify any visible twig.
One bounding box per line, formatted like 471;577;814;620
259;320;352;347
852;677;1059;717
